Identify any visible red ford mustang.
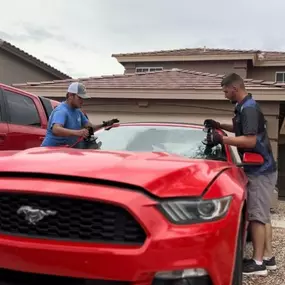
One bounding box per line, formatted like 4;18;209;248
0;122;263;285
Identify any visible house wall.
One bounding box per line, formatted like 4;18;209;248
248;65;285;81
123;60;248;78
123;59;285;82
0;49;60;85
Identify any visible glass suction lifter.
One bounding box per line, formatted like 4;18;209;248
202;122;215;147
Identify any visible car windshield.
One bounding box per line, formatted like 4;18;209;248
93;125;227;161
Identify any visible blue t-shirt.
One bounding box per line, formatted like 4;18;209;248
41;102;89;147
233;94;276;175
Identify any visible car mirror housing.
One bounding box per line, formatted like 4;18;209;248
237;152;264;167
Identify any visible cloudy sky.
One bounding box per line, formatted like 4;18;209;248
0;0;284;78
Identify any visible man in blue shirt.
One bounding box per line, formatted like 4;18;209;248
41;82;100;147
204;73;277;277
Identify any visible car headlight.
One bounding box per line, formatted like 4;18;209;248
157;196;232;224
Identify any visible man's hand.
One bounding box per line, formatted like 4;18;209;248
206;130;224;145
85;118;120;132
75;128;89;138
204;119;221;129
102;118;120;127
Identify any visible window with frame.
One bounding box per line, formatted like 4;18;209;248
275;72;285;83
136;67;163;73
4;90;41;127
94;125;227;161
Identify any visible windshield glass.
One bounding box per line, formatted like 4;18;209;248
93;125;227;161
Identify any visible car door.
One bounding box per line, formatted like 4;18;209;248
3;88;46;150
0;88;9;150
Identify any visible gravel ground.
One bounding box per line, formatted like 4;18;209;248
271;200;285;221
243;200;285;285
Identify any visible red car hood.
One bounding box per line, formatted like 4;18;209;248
0;148;230;198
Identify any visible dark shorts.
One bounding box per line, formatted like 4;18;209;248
247;171;277;224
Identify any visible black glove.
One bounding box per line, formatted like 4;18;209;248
87;126;94;137
102;118;120;127
203;119;221;129
206;130;223;145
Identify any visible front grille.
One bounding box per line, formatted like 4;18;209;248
0;192;146;245
0;268;131;285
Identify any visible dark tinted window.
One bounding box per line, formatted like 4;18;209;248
39;96;53;118
276;72;285;83
4;90;41;127
94;125;227;161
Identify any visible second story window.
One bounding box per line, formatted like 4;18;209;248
275;72;285;83
136;67;163;73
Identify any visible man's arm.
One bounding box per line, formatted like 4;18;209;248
223;135;256;148
84;121;104;131
80;112;103;131
222;107;258;149
82;115;119;131
53;125;84;137
52;111;86;137
220;123;234;133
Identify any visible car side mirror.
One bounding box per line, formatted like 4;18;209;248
237;152;264;167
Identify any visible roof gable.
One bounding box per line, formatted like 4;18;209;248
0;39;71;80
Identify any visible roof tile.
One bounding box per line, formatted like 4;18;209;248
13;69;285;91
112;47;259;57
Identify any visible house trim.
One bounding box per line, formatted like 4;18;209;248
255;61;285;67
113;54;257;63
113;53;285;67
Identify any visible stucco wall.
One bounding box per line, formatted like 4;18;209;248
0;49;59;85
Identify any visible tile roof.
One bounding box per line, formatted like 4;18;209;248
0;39;71;79
13;69;285;90
113;47;259;57
112;47;285;62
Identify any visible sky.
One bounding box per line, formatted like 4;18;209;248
0;0;285;78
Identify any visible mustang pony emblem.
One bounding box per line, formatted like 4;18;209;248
17;206;57;225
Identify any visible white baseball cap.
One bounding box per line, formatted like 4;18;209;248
67;82;90;99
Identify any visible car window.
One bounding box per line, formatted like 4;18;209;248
94;125;227;161
4;90;41;127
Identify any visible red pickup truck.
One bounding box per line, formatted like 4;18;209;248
0;83;59;150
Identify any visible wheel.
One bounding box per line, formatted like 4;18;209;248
232;218;244;285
